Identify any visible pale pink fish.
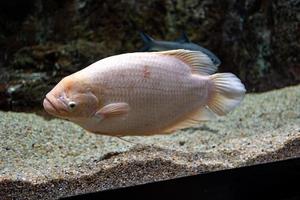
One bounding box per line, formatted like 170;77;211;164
43;50;246;136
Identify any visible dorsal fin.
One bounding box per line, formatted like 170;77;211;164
139;32;154;44
156;49;217;75
139;32;155;51
175;32;190;43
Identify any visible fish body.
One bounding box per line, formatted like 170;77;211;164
43;50;245;136
140;32;222;67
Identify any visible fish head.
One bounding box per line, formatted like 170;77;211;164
43;76;99;120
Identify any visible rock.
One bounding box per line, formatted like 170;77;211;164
0;85;299;199
0;0;299;110
0;40;109;110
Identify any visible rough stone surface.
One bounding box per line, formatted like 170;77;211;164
0;0;299;110
0;85;299;199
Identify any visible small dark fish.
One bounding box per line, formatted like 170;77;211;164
139;32;221;67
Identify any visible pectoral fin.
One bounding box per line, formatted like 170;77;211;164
95;102;130;120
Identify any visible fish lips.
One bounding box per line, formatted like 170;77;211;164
43;94;69;117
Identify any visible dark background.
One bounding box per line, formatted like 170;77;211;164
0;0;299;111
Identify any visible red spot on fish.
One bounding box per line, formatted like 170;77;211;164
143;65;151;79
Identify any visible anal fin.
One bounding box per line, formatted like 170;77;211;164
162;106;216;133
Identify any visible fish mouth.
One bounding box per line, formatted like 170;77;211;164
43;94;68;116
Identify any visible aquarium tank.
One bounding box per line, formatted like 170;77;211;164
0;0;299;199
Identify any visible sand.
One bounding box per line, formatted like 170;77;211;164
0;85;299;199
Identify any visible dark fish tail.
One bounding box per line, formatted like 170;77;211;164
195;46;221;67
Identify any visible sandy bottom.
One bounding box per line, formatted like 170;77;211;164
0;85;299;199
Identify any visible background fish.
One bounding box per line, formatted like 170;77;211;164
43;50;245;136
140;32;222;67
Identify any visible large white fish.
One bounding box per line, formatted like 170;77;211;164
43;50;246;136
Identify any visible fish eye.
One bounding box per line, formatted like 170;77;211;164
68;101;76;110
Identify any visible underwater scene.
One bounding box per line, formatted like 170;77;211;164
0;0;299;199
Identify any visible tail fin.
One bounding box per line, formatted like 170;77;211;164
208;73;246;116
139;32;154;51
